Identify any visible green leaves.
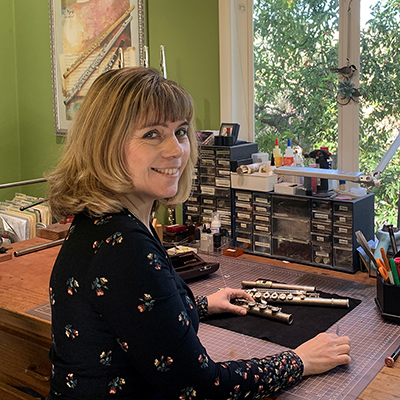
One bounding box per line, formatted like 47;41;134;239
254;0;400;226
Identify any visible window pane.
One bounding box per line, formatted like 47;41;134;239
253;0;339;165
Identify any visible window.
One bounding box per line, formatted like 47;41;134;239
219;0;400;226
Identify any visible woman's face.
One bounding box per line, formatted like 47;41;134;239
124;120;191;204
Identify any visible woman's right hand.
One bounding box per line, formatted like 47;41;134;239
294;332;351;376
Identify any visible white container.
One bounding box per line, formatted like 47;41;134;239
252;152;269;164
231;172;277;192
274;182;300;195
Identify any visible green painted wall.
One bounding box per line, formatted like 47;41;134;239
147;0;220;131
0;1;220;219
0;0;21;201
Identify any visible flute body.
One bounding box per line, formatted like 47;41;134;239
242;279;316;293
245;289;349;308
233;299;293;324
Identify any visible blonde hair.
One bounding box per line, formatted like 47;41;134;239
46;67;198;219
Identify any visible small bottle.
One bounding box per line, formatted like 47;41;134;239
283;139;294;166
273;138;283;167
292;150;304;185
211;213;221;234
200;225;209;252
200;225;213;253
185;217;195;242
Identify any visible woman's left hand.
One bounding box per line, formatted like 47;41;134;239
206;287;253;316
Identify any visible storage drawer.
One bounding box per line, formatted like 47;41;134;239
253;233;271;255
312;244;332;266
253;223;271;234
272;217;310;241
333;202;353;214
333;224;353;237
312;210;331;222
333;247;354;272
235;201;253;212
272;238;311;262
253;204;270;214
0;327;51;398
253;192;271;205
311;220;332;234
235;220;252;232
235;233;252;250
333;236;353;249
312;200;332;212
333;214;353;225
201;196;216;207
235;191;252;202
272;195;310;219
311;233;331;244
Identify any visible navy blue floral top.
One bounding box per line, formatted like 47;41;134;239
48;210;303;399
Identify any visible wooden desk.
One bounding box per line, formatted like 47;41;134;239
0;239;399;399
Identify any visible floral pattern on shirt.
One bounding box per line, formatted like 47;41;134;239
48;211;304;399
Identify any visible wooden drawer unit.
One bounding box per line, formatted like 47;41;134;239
0;324;51;398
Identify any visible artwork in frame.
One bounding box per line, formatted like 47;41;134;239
49;0;146;136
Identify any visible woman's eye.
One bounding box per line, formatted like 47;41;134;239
143;130;159;139
176;128;188;138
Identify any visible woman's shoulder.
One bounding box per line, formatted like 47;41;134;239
73;209;147;235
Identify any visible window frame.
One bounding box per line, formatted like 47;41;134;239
219;0;360;173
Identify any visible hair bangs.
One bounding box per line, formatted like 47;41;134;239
134;80;194;130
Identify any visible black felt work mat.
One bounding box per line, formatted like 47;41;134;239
204;292;361;349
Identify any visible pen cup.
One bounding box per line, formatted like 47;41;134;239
375;277;400;323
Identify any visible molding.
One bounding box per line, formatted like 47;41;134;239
219;0;254;142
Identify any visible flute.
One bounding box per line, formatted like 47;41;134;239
242;279;316;292
233;298;293;324
245;288;349;308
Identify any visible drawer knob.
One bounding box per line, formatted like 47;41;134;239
25;365;51;382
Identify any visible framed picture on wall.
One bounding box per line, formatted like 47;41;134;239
49;0;146;136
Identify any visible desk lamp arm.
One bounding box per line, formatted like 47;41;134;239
371;130;400;181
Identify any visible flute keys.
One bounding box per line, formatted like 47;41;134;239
248;301;256;308
278;293;286;301
271;292;278;300
271;306;280;313
262;292;270;300
254;292;262;302
258;304;267;312
287;293;293;300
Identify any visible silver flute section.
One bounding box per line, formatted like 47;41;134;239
14;238;64;257
245;289;349;308
0;178;47;190
233;299;293;324
241;279;316;293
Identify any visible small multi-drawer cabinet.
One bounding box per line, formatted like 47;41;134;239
184;142;258;228
232;189;374;273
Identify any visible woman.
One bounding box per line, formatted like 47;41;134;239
46;67;350;399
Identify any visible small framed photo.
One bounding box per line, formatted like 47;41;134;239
216;123;240;146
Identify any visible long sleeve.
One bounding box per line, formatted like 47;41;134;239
84;216;303;399
49;211;303;399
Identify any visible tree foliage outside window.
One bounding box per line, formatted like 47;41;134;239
254;0;400;227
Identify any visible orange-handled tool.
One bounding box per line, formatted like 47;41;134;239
380;247;391;271
377;258;389;282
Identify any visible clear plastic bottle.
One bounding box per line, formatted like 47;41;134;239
211;213;221;234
